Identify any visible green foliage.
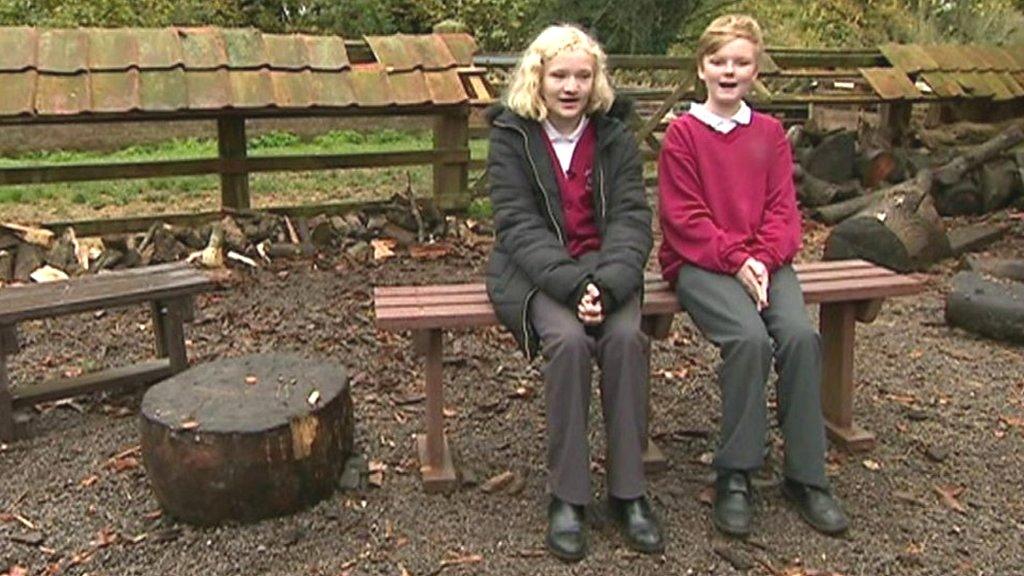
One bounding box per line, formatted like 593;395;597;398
467;197;492;219
0;0;242;27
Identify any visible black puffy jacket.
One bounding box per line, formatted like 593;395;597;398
485;100;652;358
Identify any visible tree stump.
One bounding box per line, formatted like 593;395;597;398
140;354;353;525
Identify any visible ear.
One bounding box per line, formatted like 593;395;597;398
697;63;706;82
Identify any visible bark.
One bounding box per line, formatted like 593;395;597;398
963;254;1024;282
948;223;1009;256
933;124;1024;188
797;170;863;208
803;130;857;184
140;354;353;525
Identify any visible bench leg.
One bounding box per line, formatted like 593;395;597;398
0;325;19;442
413;329;457;494
152;298;189;373
820;302;876;451
641;315;672;473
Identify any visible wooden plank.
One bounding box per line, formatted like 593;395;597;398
819;302;876;451
11;359;173;407
433;109;470;210
414;328;457;493
0;354;12;441
0;159;222;185
217;116;250;210
245;149;470;173
0;267;216;324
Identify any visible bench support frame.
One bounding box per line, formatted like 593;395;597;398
819;300;879;451
0;296;197;442
413;329;458;493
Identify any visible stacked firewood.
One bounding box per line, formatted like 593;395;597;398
792;120;1024;272
0;193;449;285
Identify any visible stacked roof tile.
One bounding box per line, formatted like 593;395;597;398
0;27;493;120
865;43;1024;101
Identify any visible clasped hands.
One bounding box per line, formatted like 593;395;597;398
577;282;605;325
735;257;770;311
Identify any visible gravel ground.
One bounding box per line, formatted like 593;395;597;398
2;216;1023;576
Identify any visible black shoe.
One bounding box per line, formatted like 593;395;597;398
713;471;753;537
546;496;586;562
608;495;665;553
782;479;849;535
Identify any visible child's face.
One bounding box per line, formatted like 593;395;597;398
541;49;595;132
698;37;759;116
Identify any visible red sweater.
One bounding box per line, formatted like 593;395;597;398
657;111;801;283
542;122;601;258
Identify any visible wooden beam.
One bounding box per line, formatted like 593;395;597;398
11;359;174;408
414;329;457;493
217;116;250;210
0;159;221;185
433;109;470;211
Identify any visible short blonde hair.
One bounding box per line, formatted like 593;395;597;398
696;14;764;69
504;24;615;121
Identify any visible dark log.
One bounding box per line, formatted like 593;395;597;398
945;271;1024;343
140;354;353;525
857;148;899;188
307;215;334;247
797;170;863;207
92;249;123;271
948;223;1009;256
219;216;247;253
933;124;1024;187
803;130;857;183
823;171;951;272
13;243;45;281
810;189;884;225
168;225;205;250
917;122;1000;150
933;173;982;216
0;233;18;251
149;226;189;264
964;255;1024;282
266;242;305;259
45;228;81;274
978;159;1021;212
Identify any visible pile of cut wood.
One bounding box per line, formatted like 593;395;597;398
793;120;1024;272
0;193;450;285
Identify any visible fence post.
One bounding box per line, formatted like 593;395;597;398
433;107;470;211
880;102;912;148
217;116;250;210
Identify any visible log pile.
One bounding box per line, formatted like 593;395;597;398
794;120;1024;272
0;193;454;286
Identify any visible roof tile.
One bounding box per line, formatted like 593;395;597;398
38;29;87;74
222;28;267;69
186;70;231;109
0;71;36;115
90;71;139;112
135;28;183;69
366;35;418;71
139;69;188;111
309;71;355;107
227;70;274;108
0;27;37;72
438;33;476;67
349;65;393;107
270;70;314;108
859;68;921;100
424;71;468;105
36;74;90;115
86;28;137;70
387;70;430;105
264;34;307;70
303;35;349;71
179;27;227;70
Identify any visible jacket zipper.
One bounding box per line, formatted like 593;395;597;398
494;119;566;360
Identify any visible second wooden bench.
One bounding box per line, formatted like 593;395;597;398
374;259;925;493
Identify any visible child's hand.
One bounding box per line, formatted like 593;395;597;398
736;258;769;311
577;282;605;325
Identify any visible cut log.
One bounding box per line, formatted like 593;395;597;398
933;173;982;216
823;171;951;272
1;223;54;248
797;170;863;207
964;255;1024;282
45;228;81;274
917;122;1000;150
978;159;1021;212
803;130;857;184
219;216;247;253
857;148;900;188
140;354;353;525
0;233;18;250
933;124;1024;188
945;271;1024;343
811;189;884;225
948;223;1009;256
13;243;45;281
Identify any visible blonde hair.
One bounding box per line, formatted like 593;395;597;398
696;14;764;69
504;24;615;121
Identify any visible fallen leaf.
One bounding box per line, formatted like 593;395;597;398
80;474;100;488
442;407;457;418
245;375;258;385
143;509;163;521
440;554;483;567
92;527;118;548
933;484;967;513
180;420;200;430
109;456;140;473
862;459;882;471
6;565;28;576
481;471;515;493
308;390;321;405
698;485;715;507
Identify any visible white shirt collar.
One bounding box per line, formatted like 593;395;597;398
542;115;590;143
688;101;751;134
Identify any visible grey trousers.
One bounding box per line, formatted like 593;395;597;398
675;264;828;488
529;290;649;505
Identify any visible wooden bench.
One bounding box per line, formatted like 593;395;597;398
374;259;925;493
0;262;220;441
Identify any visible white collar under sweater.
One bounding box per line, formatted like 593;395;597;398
542;116;590;173
688;101;752;134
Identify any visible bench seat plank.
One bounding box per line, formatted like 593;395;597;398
0;263;216;324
